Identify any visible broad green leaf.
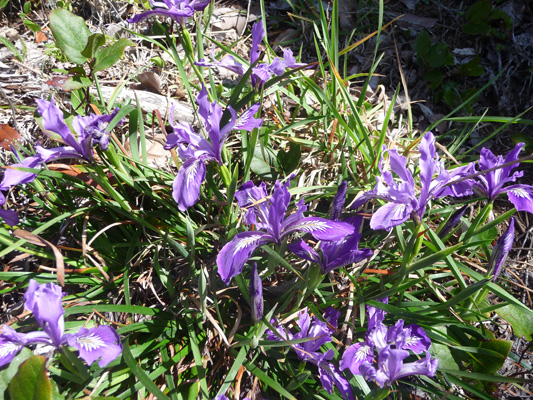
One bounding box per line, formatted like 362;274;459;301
92;39;134;72
0;348;33;396
473;339;512;374
22;19;41;33
49;9;90;64
81;33;106;59
497;304;533;341
277;142;301;174
8;355;52;400
433;342;462;370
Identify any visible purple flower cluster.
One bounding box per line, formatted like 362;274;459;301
352;132;474;230
340;298;438;387
196;22;306;88
164;86;262;211
216;177;355;284
0;99;122;226
474;143;533;214
267;308;354;400
0;280;122;368
289;181;373;273
127;0;210;25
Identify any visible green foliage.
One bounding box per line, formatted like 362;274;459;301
49;8;91;64
463;0;512;38
8;355;53;400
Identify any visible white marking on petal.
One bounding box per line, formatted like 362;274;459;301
509;188;529;198
355;344;373;361
76;333;106;351
186;159;201;186
404;335;421;347
291;220;329;233
234;235;263;254
0;342;21;358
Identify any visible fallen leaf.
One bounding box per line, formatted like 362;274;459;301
0;124;22;150
12;229;65;286
131;71;161;94
35;31;48;43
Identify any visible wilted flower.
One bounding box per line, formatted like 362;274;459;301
196;21;306;88
164;86;262;211
127;0;210;25
216;178;355;284
475;144;533;214
249;263;263;323
438;204;468;239
340;298;438;388
36;99;122;163
267;308;354;400
488;217;515;282
352;132;474;230
289;181;373;273
0;280;122;368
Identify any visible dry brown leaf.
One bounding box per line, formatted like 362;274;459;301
13;229;65;286
35;31;48;43
0;124;22;150
131;71;161;94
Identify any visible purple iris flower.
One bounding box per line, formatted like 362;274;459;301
127;0;210;25
196;21;306;88
475;144;533;214
0;280;122;368
352;132;475;230
488;217;515;282
216;178;355;284
289;181;373;273
36;98;122;163
340;299;437;387
267;308;354;400
164;87;262;211
0;151;44;226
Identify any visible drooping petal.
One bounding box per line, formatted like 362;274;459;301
398;324;432;354
288;239;321;264
35;145;84;163
0;326;25;368
374;347;410;387
489;217;515;281
235;180;270;227
367;298;387;331
23;280;65;348
340;342;374;375
195;54;246;76
172;157;206;211
369;201;413;230
282;48;307;69
0;155;43;190
505;185;533;214
249;264;263;323
216;231;274;284
282;217;355;241
251;64;272;88
127;8;194;24
0;209;19;227
65;326;122;367
319;362;355;400
232;103;263;132
324;307;340;329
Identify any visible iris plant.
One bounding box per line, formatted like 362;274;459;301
267;308;354;400
352;132;474;230
340;298;438;387
0;280;122;368
164;86;262;211
36;98;122;163
289;181;373;273
216;178;355;284
127;0;210;25
474;143;533;214
196;22;306;88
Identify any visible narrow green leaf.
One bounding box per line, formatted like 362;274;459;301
121;341;170;400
